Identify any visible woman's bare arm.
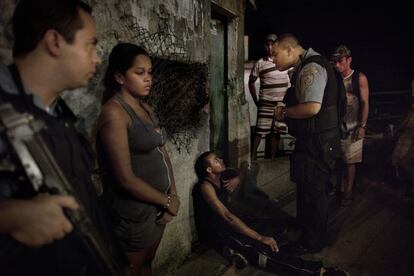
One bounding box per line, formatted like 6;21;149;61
98;101;169;207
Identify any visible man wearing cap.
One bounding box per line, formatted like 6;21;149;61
272;34;342;254
248;33;291;160
332;45;369;206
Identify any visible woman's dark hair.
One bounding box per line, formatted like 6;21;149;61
13;0;92;58
102;43;149;103
194;151;213;180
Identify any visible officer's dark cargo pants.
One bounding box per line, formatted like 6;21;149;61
291;152;331;252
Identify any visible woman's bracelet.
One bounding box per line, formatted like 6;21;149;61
164;193;178;209
164;194;171;210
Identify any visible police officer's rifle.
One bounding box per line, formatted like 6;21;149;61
0;103;125;276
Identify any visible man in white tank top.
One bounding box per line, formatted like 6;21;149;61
332;45;370;206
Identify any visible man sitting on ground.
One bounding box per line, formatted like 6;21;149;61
192;151;348;276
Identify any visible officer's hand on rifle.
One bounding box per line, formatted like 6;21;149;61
0;194;79;247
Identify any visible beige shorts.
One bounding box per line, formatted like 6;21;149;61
341;136;363;164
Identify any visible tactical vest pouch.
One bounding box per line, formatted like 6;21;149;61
285;118;313;138
286;104;338;138
315;105;339;133
316;129;341;173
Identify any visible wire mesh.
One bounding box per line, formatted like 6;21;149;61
116;13;209;152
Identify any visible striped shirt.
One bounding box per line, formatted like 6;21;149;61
249;57;290;102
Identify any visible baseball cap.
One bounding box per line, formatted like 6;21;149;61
331;45;351;62
265;33;278;42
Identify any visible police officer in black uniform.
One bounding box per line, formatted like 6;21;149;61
0;1;112;275
272;34;341;254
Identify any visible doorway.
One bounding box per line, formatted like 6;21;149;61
209;15;228;161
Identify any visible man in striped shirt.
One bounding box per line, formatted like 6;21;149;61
249;34;291;160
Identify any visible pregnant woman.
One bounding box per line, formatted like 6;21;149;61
97;43;180;276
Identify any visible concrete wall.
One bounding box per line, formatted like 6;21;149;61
0;0;15;65
0;0;250;273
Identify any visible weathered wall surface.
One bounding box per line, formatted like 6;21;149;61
0;0;249;273
0;0;15;65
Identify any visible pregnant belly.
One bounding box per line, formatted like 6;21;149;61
131;151;170;193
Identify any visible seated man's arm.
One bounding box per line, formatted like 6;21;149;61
200;182;278;252
0;195;78;247
222;176;240;193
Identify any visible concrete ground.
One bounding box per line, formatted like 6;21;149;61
171;156;414;276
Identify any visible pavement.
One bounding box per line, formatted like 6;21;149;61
171;156;414;276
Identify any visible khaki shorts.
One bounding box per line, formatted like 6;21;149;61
341;136;363;164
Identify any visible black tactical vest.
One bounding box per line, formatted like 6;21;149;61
284;54;340;137
0;66;106;275
284;55;341;172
